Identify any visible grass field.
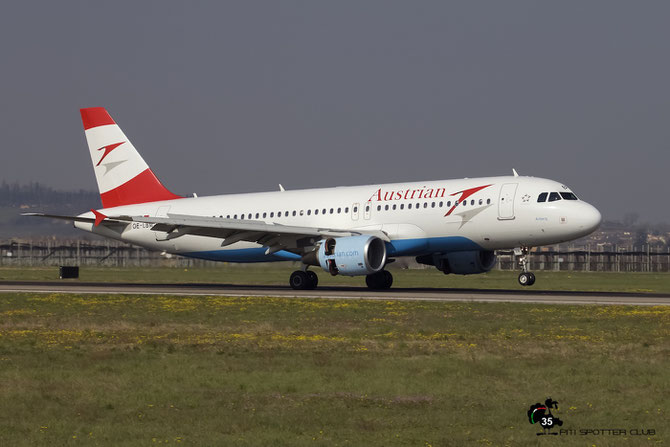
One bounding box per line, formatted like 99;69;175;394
1;265;670;294
0;291;667;446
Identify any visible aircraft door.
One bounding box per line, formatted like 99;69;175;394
363;201;372;220
498;183;517;220
351;203;360;221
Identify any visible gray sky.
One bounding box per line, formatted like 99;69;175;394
2;1;669;222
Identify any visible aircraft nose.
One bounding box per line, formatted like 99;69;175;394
579;203;602;233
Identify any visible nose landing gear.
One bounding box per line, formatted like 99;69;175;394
515;246;536;286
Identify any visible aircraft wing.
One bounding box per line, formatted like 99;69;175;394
23;211;390;254
113;213;390;255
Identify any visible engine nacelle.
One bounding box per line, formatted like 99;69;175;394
416;250;497;275
316;235;387;276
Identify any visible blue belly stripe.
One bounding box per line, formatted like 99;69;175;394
181;248;301;263
180;236;482;263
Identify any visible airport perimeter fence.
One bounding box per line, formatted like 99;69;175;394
0;239;216;269
0;239;669;273
497;245;670;273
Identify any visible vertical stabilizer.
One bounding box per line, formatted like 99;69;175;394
80;107;181;208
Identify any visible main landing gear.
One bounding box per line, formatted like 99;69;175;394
516;246;536;286
289;268;394;290
365;270;393;290
289;269;318;290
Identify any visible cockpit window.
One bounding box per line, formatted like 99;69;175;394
537;192;548;202
548;192;561;202
560;192;578;200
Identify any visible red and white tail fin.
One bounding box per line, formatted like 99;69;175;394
80;107;181;208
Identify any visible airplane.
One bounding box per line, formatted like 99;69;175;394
25;107;602;290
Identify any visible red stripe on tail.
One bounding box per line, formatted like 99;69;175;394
100;169;182;208
80;107;115;130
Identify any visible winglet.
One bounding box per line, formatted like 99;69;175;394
91;209;107;227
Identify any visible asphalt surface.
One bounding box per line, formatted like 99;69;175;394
0;281;669;305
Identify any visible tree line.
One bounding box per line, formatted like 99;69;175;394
0;181;100;209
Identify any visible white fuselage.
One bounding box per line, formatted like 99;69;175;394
75;175;601;262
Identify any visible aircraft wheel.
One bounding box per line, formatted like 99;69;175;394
366;270;393;290
306;271;319;290
518;272;534;286
527;272;536;286
382;270;393;289
365;272;380;289
290;271;309;290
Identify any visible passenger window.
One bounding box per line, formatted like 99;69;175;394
487;199;491;205
292;211;296;216
345;207;349;213
423;202;428;208
315;209;319;215
400;204;404;210
560;192;578;200
234;214;238;219
431;202;435;208
241;214;245;220
227;215;231;219
248;213;252;219
353;206;358;212
300;210;304;216
408;203;412;209
255;213;259;219
537;192;548;202
307;210;311;216
478;199;482;205
439;201;443;207
470;200;474;205
462;201;466;207
377;205;381;211
447;201;451;207
548;192;561;202
385;205;389;211
337;207;341;213
270;212;274;218
392;204;397;210
330;208;334;214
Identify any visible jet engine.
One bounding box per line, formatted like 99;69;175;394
416;250;497;275
309;235;387;276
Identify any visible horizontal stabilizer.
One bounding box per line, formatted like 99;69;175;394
21;212;126;227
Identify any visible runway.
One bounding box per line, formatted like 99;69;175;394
1;281;669;305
